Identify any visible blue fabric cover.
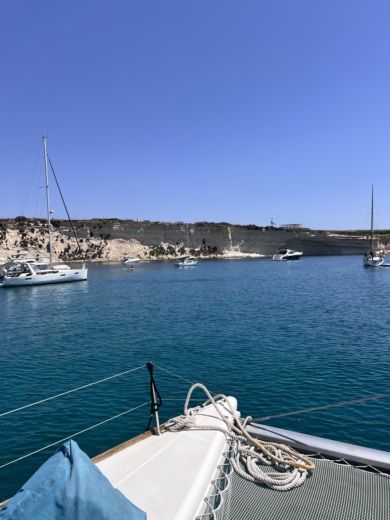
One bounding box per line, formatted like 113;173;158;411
0;440;147;519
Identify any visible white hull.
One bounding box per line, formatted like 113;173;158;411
272;249;303;261
363;253;385;267
175;261;198;267
123;258;140;264
2;268;88;287
175;256;198;267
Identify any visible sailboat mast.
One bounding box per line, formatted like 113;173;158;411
370;185;374;252
42;136;53;265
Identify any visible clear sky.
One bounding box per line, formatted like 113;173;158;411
1;1;389;229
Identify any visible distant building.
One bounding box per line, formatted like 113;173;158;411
281;224;302;230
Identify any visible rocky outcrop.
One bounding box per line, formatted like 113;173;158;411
0;218;386;264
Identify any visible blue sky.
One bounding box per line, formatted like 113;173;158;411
1;1;389;229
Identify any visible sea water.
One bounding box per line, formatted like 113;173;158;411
1;256;390;498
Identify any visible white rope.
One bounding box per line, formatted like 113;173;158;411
166;383;315;491
0;401;150;470
0;364;145;418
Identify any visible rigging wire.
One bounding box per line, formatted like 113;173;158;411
0;365;145;418
48;157;85;262
0;401;150;470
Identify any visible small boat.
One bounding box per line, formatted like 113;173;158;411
272;248;303;261
175;224;198;267
1;367;390;519
363;186;385;267
175;256;198;267
1;137;87;287
123;257;140;265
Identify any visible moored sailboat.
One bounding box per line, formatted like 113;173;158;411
1;137;87;287
175;224;198;267
363;186;385;268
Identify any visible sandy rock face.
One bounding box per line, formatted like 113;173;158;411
0;228;149;264
0;221;212;264
0;217;377;265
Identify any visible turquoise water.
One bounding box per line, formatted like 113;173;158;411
1;256;390;498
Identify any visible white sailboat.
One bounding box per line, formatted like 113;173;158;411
1;137;88;287
175;224;198;267
363;186;385;268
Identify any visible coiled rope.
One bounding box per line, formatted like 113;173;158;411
166;383;315;491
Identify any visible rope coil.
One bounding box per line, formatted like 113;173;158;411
166;383;315;491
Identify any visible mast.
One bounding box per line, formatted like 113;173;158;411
42;136;53;265
370;185;374;252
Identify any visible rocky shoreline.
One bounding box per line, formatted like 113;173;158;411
0;218;388;264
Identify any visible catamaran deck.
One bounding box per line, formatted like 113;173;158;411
93;393;390;520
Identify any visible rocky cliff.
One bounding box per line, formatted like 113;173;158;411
0;218;387;263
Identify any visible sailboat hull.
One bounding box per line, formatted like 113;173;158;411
1;268;88;287
363;254;385;268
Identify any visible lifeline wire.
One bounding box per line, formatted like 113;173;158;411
253;391;390;422
153;364;218;396
0;401;150;470
153;364;196;386
0;365;145;418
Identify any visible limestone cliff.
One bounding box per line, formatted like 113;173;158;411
0;218;386;264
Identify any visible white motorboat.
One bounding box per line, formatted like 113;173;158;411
1;137;87;287
363;186;385;267
1;365;390;520
272;248;303;261
175;256;198;267
123;257;140;264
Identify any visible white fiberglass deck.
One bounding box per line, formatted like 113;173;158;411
96;397;237;520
